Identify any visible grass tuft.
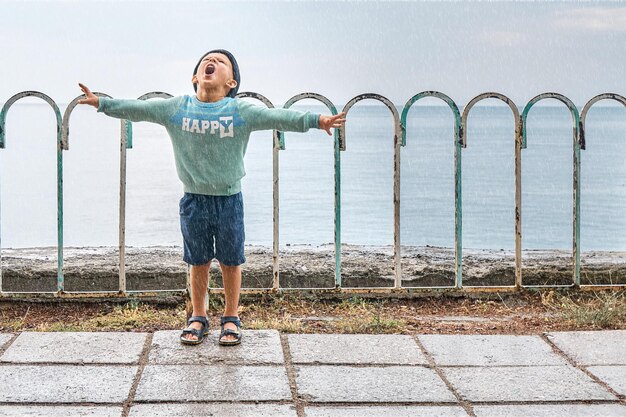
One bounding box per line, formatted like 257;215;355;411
542;290;626;329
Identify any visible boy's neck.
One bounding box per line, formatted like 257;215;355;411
196;88;227;103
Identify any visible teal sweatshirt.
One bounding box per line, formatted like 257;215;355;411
98;95;320;195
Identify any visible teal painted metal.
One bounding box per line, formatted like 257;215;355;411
461;93;523;288
1;89;626;299
401;91;463;288
580;93;626;151
62;92;117;149
0;92;65;292
236;92;282;291
340;94;403;288
62;92;131;294
281;93;343;287
579;93;626;287
522;93;581;286
119;93;173;294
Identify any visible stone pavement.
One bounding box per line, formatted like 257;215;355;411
0;330;624;416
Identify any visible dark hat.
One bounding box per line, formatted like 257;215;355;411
192;49;240;98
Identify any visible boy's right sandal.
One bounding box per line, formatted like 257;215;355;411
180;315;210;345
219;316;242;346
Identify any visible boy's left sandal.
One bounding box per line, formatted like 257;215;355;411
219;316;242;346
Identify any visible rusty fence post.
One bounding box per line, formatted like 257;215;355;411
280;93;343;288
461;93;522;289
1;92;64;294
401;91;463;288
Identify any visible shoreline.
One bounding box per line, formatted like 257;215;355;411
1;245;625;292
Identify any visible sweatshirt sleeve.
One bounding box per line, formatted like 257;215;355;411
97;97;179;125
236;100;320;132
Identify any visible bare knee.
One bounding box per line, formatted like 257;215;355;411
219;263;241;273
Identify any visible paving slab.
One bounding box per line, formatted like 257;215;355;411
149;330;283;364
0;405;123;416
0;335;13;351
443;365;616;402
588;366;626;396
305;405;469;417
419;335;565;366
546;331;626;365
129;403;297;416
474;404;626;417
295;365;456;403
0;365;136;403
1;332;147;364
288;334;426;365
135;365;291;402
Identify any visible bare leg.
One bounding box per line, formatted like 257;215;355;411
182;263;210;341
220;263;242;342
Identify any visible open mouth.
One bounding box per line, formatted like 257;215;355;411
205;64;215;75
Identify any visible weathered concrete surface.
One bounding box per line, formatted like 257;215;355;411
134;365;291;402
1;332;147;364
2;245;625;292
473;404;626;417
295;365;456;403
129;404;297;417
0;365;136;403
0;246;187;292
0;335;12;351
546;331;626;365
443;366;616;402
419;335;566;366
0;330;624;410
149;330;283;365
0;406;123;417
304;406;469;417
288;334;426;365
588;366;626;396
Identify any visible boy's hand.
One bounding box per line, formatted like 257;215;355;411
77;83;99;108
319;112;346;135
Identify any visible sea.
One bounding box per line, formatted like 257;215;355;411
1;100;625;251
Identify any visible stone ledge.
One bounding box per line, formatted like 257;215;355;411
2;245;624;292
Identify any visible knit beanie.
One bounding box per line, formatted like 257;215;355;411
192;49;240;98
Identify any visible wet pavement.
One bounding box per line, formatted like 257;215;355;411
0;330;624;416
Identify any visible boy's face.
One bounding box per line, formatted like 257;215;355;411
192;52;237;96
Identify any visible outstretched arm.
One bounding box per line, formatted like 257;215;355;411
239;100;346;135
76;83;177;124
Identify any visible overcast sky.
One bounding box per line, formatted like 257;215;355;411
1;0;625;107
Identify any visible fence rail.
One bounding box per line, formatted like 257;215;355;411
0;90;625;298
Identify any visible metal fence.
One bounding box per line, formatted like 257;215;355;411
0;90;625;298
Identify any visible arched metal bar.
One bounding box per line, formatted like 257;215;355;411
236;92;281;291
522;93;581;286
281;93;342;287
63;92;139;295
461;92;523;288
111;92;174;295
62;92;120;150
580;93;626;150
580;93;626;287
0;91;65;293
341;93;403;288
401;91;463;288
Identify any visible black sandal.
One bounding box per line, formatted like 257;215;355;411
180;315;209;345
219;316;242;346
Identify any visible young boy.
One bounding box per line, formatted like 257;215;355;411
78;49;345;346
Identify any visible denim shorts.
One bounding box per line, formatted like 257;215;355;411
179;192;246;266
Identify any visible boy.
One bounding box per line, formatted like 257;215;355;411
78;49;346;345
